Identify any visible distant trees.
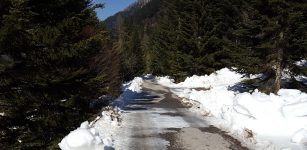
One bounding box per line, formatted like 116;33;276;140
115;19;144;80
111;0;160;80
110;0;306;92
0;0;120;148
149;0;245;79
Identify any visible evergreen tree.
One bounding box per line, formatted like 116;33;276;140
115;18;144;80
148;0;244;79
0;0;120;148
237;0;307;94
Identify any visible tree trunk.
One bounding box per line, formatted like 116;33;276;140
273;48;283;94
272;30;285;94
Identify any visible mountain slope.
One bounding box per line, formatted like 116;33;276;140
104;0;160;36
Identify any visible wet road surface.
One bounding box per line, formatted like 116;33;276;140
114;80;247;150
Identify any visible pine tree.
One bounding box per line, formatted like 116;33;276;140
0;0;120;148
237;0;307;94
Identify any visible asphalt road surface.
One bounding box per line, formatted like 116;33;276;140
114;80;247;150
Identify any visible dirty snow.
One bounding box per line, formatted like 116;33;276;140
155;68;307;150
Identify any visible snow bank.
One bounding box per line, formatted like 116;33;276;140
156;76;176;87
59;107;121;150
59;121;104;150
178;68;245;88
59;77;143;150
113;77;144;108
157;68;245;88
156;68;307;150
123;77;143;93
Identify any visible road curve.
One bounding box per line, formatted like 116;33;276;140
114;80;247;150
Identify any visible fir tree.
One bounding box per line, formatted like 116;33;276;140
148;0;243;79
0;0;120;148
237;0;307;94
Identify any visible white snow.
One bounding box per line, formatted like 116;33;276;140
295;60;307;67
157;68;245;89
59;77;143;150
155;68;307;150
59;121;105;150
292;129;307;144
59;107;122;150
59;68;307;150
123;77;143;93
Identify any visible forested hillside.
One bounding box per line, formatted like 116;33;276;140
0;0;306;149
0;0;120;149
106;0;307;93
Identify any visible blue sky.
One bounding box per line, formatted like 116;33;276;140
93;0;137;20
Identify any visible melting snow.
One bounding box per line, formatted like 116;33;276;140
156;68;307;150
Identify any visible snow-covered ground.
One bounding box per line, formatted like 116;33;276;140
156;68;307;150
58;78;144;150
59;66;307;150
58;107;121;150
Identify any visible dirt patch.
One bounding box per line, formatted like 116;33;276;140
159;112;184;117
145;89;190;109
160;128;184;150
190;87;210;91
142;81;191;109
199;126;248;150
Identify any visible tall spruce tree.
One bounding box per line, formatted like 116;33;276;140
236;0;307;94
0;0;120;149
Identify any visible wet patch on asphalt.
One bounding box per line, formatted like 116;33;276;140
160;128;184;150
159;112;184;117
198;126;248;150
160;126;248;150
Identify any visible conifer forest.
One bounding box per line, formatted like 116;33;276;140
0;0;306;149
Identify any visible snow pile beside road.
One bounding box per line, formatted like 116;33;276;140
59;77;143;150
59;121;105;150
59;107;121;150
156;76;176;87
123;77;143;93
113;77;144;108
157;68;246;88
179;68;246;88
156;68;307;150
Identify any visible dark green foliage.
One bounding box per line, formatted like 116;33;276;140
148;0;247;79
115;19;144;80
110;0;306;90
110;0;160;80
0;0;120;149
235;0;307;93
